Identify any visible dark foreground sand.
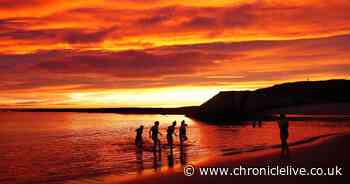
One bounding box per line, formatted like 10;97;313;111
116;134;350;184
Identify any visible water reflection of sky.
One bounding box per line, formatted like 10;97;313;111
1;112;350;183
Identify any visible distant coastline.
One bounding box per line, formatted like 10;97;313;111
3;79;350;123
2;106;197;115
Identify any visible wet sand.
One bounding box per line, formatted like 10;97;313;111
116;133;350;184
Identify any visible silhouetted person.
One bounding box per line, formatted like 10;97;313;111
258;120;262;128
179;120;188;145
166;121;177;148
149;121;161;151
278;113;289;157
135;125;144;148
252;120;257;128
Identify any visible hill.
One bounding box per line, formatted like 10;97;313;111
187;79;350;122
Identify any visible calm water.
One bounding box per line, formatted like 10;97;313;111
1;112;350;184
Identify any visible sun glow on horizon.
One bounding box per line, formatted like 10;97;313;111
66;87;222;108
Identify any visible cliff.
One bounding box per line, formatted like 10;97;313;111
187;79;350;122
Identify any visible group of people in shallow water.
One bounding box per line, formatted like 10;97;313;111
135;114;289;158
135;120;188;150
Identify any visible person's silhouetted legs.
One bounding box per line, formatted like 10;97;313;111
280;139;289;158
167;135;173;149
278;114;290;158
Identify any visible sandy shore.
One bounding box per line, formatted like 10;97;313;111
114;134;350;184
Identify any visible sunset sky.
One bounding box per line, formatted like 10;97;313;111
1;0;350;108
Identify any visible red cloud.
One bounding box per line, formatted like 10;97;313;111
1;0;350;53
0;34;349;93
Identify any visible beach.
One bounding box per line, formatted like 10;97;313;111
2;0;350;183
114;133;350;184
1;112;350;184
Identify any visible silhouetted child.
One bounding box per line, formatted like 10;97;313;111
258;120;262;127
278;113;289;157
179;120;188;145
149;121;161;151
135;125;144;148
166;121;177;148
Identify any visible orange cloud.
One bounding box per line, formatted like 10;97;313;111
1;0;350;107
1;34;349;107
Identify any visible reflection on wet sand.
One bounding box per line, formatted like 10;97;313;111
134;144;189;173
135;148;144;173
180;145;188;165
153;149;162;172
167;148;174;168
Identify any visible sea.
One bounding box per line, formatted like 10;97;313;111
1;112;350;184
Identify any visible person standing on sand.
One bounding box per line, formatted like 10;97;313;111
278;113;289;157
149;121;161;150
135;125;144;148
166;121;177;148
179;120;188;145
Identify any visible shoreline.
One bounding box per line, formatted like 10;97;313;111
121;133;349;184
65;133;350;184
